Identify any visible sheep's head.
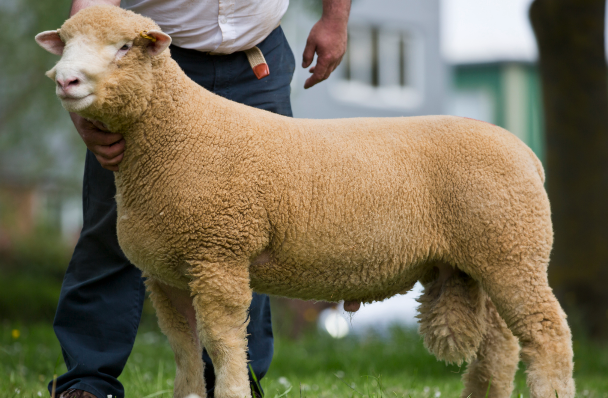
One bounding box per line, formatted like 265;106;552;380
35;6;171;124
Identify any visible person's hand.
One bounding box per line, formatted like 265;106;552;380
302;15;348;89
70;113;125;171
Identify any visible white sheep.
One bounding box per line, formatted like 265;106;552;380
36;6;574;398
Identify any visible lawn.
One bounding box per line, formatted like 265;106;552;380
1;321;608;398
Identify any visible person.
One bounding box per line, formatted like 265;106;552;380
49;1;350;397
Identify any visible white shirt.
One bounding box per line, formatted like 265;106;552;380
120;0;289;54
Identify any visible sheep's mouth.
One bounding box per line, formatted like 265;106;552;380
59;93;96;112
58;93;92;101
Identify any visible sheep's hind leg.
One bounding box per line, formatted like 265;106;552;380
189;261;252;398
475;262;574;398
461;297;520;398
146;278;206;398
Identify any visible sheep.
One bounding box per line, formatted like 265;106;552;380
35;6;575;398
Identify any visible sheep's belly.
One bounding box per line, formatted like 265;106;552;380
249;259;420;303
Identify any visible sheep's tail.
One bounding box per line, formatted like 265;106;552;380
416;270;487;365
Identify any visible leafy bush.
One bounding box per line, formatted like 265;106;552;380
0;227;71;322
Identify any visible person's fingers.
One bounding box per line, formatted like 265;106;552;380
104;152;124;167
305;73;324;89
89;119;110;132
70;112;125;170
302;37;316;68
71;112;120;145
322;62;337;80
95;152;123;171
97;155;122;171
70;112;91;129
304;57;331;89
80;129;124;147
92;138;126;160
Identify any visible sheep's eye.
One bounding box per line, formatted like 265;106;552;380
116;43;132;60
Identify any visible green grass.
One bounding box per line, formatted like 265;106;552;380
1;322;608;398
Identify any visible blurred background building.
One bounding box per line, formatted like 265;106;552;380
287;0;446;119
284;0;546;158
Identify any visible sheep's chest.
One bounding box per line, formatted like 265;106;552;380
115;200;190;288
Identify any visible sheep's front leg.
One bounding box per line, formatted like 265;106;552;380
189;261;253;398
146;278;206;398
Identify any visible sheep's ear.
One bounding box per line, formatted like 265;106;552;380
142;30;172;56
35;30;64;55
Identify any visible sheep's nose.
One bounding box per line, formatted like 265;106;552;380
56;76;80;90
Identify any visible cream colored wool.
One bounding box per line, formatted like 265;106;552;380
417;266;488;366
460;297;521;398
41;6;575;398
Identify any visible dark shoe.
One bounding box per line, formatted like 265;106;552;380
59;389;96;398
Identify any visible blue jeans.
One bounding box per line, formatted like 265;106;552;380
49;26;295;398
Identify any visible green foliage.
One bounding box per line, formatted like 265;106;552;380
0;323;68;398
270;326;462;379
0;226;72;279
0;0;90;324
2;323;608;398
572;337;608;378
0;227;71;322
0;274;62;323
265;327;464;398
250;363;264;397
0;0;85;183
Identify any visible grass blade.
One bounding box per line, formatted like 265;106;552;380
157;359;164;392
51;354;62;398
274;385;292;398
335;373;364;397
248;363;264;397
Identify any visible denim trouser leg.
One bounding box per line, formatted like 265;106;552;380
51;151;146;398
50;26;294;398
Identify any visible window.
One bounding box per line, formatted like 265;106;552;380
332;25;424;110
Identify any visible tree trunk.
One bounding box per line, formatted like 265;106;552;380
530;0;608;339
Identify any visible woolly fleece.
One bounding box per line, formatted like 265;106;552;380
44;6;575;398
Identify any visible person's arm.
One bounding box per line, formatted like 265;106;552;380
69;0;124;171
301;0;350;89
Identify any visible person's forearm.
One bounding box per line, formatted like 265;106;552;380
70;0;121;17
301;0;350;88
320;0;350;24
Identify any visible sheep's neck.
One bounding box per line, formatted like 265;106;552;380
114;56;237;207
119;57;221;169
